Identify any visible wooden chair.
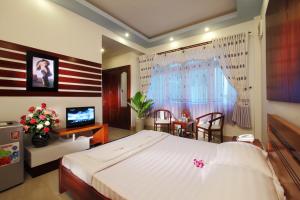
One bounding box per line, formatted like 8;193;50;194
195;112;225;143
154;109;172;133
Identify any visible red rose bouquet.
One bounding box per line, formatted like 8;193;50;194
20;103;59;135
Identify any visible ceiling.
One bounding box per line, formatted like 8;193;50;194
50;0;262;47
85;0;236;38
102;36;142;59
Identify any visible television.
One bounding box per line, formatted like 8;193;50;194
66;106;95;128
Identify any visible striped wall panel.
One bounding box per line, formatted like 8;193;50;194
0;40;102;97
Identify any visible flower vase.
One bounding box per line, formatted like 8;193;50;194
31;133;50;148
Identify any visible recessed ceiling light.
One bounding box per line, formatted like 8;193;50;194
125;32;130;37
101;48;105;53
169;37;174;41
204;27;210;32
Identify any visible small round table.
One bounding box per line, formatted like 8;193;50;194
172;120;195;138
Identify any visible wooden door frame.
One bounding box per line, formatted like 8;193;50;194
102;65;131;129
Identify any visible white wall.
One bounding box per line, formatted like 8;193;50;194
260;0;300;145
147;19;263;140
103;52;140;128
0;0;145;128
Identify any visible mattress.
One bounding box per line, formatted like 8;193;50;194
62;130;285;200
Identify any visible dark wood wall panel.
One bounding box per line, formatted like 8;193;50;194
266;0;300;102
0;49;25;61
0;40;102;97
59;69;101;80
0;69;26;78
0;40;99;67
0;80;25;87
0;60;26;70
60;62;101;74
59;77;101;86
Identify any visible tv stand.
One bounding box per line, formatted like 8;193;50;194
53;123;108;145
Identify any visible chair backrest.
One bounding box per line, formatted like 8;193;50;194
196;112;224;127
212;112;222;125
211;112;225;128
154;109;172;121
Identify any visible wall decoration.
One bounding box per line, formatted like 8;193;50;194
0;40;102;97
26;51;58;91
266;0;300;102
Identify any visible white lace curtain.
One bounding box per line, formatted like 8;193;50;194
139;32;251;129
212;33;251;128
139;54;155;94
147;59;237;121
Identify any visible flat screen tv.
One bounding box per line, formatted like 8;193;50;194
66;106;95;128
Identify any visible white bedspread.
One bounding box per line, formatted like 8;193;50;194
62;130;168;184
62;130;284;200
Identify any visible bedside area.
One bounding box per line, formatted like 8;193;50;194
231;136;264;149
25;123;109;177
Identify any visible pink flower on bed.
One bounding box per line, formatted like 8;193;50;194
193;159;205;168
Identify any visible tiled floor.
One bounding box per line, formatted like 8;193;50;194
108;127;136;142
0;127;136;200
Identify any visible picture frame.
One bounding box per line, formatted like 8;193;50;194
26;51;58;92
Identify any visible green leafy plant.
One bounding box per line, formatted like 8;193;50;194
128;91;154;119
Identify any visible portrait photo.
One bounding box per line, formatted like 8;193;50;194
26;51;58;92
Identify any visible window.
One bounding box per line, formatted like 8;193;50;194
147;59;237;119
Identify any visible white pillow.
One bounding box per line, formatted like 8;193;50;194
213;142;273;177
212;142;286;199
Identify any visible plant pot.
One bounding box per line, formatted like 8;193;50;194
32;133;50;148
135;118;145;132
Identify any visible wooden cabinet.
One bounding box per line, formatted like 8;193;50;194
53;123;109;145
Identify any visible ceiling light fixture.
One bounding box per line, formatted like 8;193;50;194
125;32;130;37
169;37;174;41
204;27;210;32
101;48;105;53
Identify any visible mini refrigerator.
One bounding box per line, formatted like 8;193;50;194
0;121;24;191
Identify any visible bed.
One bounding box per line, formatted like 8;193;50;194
59;114;300;200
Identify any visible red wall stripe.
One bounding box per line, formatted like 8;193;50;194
59;77;101;86
0;49;25;61
59;69;101;80
60;62;101;74
59;84;101;91
0;69;26;78
0;40;99;67
0;80;25;87
0;60;26;70
0;90;101;97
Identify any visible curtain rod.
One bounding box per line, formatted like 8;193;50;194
157;41;212;55
157;31;252;55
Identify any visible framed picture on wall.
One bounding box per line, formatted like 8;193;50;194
26;51;58;92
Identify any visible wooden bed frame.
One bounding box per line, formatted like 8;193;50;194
267;114;300;199
59;162;109;200
59;114;300;200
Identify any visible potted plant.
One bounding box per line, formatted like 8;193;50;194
128;91;154;132
20;103;59;148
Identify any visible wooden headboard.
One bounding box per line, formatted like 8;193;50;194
267;114;300;199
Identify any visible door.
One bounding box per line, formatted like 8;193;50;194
103;65;131;129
